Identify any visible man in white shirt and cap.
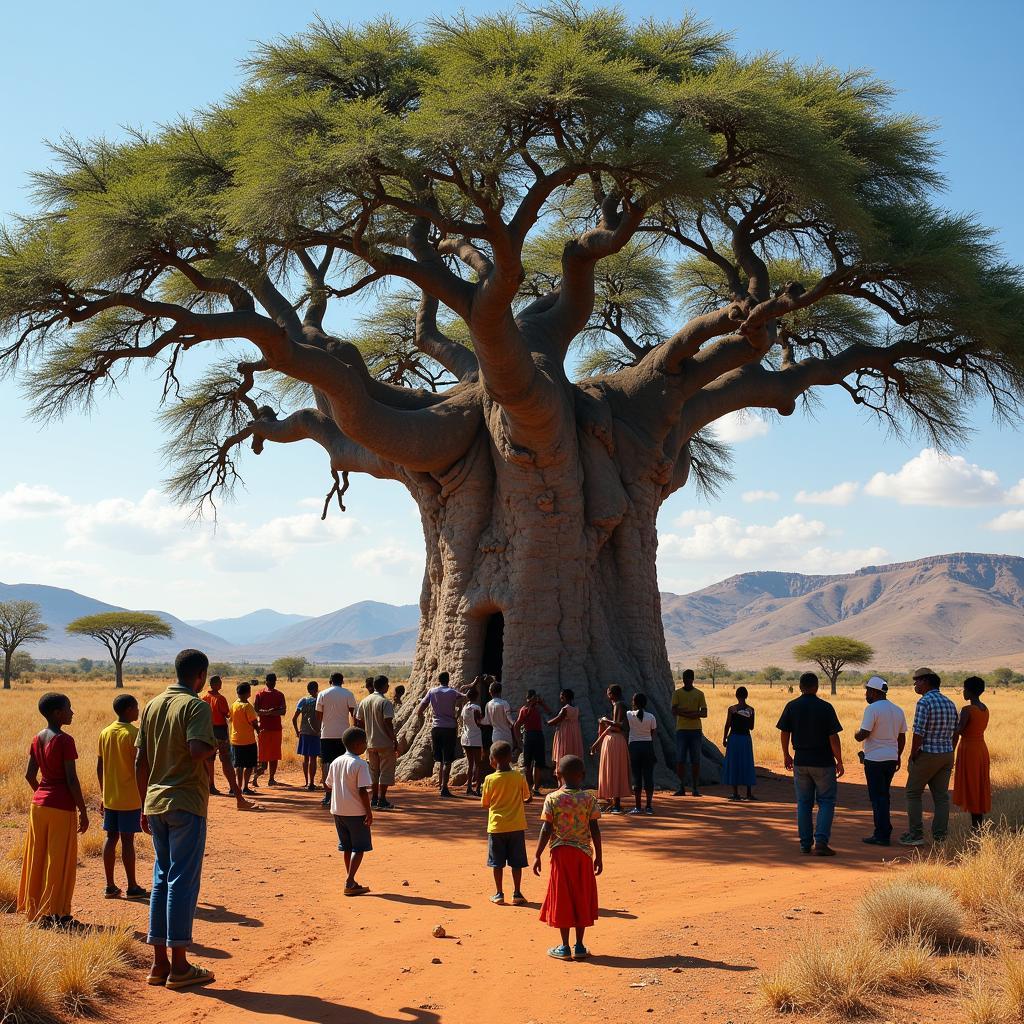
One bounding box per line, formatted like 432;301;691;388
854;676;907;846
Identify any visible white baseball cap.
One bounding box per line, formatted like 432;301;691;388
865;676;888;692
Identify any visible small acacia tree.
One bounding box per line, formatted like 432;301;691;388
66;611;172;688
763;665;784;689
698;654;726;690
271;655;309;682
793;635;874;696
0;600;49;690
1;8;1023;775
992;667;1014;687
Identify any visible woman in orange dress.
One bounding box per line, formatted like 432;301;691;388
589;686;632;813
952;676;991;829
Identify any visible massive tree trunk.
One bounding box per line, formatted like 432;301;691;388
393;383;722;784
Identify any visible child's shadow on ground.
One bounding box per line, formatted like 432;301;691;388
584;953;755;971
371;893;471;910
194;902;263;927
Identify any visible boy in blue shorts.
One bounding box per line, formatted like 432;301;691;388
326;726;373;896
481;740;532;905
292;680;322;790
96;693;148;900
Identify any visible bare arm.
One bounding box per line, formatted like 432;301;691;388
64;759;89;832
188;739;216;761
780;731;793;771
291;708;302;735
359;786;373;827
548;709;567;726
96;755;104;809
952;706;970;753
25;752;39;791
384;715;397;745
590;820;603;875
897;731;906;764
722;707;733;746
532;821;553;875
829;734;844;778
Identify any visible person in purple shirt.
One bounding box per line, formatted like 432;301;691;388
417;672;465;799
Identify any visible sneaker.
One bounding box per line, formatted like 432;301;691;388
899;832;926;847
609;806;623;814
691;789;702;797
377;799;395;811
547;945;572;961
627;807;643;815
862;836;891;846
320;795;331;809
644;806;654;815
932;833;948;843
103;885;122;899
344;884;370;897
511;891;527;906
370;798;380;809
672;787;686;796
440;788;455;799
573;943;590;959
813;843;837;857
800;845;813;855
125;885;149;901
491;892;505;904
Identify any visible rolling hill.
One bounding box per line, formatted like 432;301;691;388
660;552;1024;669
0;582;231;660
6;552;1023;668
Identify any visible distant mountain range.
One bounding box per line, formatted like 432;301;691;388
5;552;1023;668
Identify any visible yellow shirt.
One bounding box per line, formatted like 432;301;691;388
481;768;531;833
672;686;707;730
97;720;141;811
229;700;258;745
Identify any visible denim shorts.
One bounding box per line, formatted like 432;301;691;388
487;830;528;869
103;807;142;834
676;729;703;762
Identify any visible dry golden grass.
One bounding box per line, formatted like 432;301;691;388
0;919;143;1023
882;931;946;993
1002;955;1024;1021
960;978;1007;1024
858;878;965;948
0;862;20;912
760;935;885;1016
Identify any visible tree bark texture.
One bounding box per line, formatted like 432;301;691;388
391;383;722;784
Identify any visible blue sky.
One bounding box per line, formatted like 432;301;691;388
1;1;1022;620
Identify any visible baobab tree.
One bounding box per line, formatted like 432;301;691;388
1;9;1022;775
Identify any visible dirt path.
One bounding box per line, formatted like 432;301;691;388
74;771;901;1023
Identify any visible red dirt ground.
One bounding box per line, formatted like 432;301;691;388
71;771;918;1023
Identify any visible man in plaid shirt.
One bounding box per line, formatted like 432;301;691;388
900;668;958;846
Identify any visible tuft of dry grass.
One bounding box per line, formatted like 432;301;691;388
882;930;945;993
0;862;20;912
960;977;1007;1024
858;878;964;948
1002;954;1024;1021
77;829;106;860
760;935;885;1016
0;924;58;1023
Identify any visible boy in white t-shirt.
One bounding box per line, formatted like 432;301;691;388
853;676;907;846
326;727;373;896
486;680;517;751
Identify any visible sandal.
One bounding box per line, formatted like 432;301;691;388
166;964;215;991
547;945;572;961
103;885;123;899
146;973;169;986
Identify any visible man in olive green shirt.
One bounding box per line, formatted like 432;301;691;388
672;668;708;796
135;649;217;990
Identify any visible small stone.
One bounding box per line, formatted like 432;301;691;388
402;880;410;887
456;940;462;945
401;967;412;973
431;957;442;964
671;967;683;974
811;910;824;915
691;940;699;946
394;919;401;923
432;925;446;938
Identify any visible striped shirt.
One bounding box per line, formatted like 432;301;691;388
912;688;958;754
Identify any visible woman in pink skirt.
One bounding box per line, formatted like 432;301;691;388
590;685;632;813
549;689;583;775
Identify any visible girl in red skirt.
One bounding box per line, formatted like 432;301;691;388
533;754;603;961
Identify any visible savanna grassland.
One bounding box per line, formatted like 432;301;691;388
3;673;1024;1023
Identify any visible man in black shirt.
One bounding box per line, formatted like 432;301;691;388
776;672;844;856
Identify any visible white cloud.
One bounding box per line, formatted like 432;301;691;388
352;543;423;577
710;411;771;443
1007;480;1024;504
741;489;780;503
987;510;1024;532
795;481;860;507
660;512;886;577
0;483;74;521
865;448;1004;507
66;489;188;554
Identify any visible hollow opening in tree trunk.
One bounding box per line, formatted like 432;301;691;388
481;612;504;680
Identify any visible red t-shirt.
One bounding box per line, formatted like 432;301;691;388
202;691;230;727
515;704;543;732
31;732;78;811
254;687;285;732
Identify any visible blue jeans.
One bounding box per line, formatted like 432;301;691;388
793;765;837;849
863;759;898;841
148;810;207;948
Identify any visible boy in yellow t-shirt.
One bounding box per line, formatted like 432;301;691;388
97;693;148;900
229;682;261;797
481;740;532;905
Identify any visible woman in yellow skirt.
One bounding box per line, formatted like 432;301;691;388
19;692;89;931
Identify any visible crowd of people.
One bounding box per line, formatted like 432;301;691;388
13;652;994;985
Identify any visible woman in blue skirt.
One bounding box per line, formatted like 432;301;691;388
721;686;757;801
